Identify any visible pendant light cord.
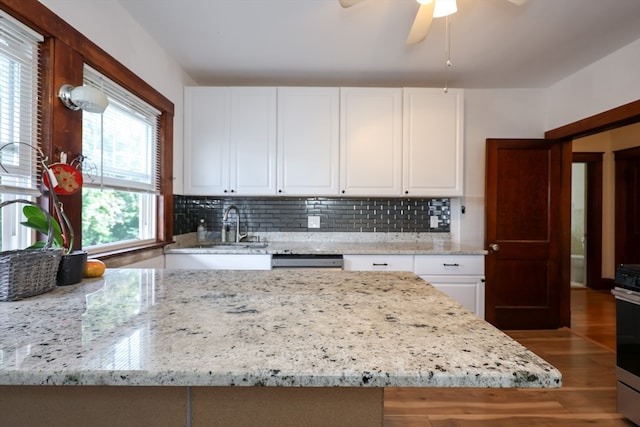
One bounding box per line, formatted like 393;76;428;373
444;15;452;93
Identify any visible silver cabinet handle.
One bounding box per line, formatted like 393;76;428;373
489;243;500;252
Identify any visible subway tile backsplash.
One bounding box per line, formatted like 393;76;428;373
173;196;450;236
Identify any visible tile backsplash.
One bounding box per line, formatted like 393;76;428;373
173;196;450;236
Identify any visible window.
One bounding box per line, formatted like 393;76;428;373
0;12;43;251
81;65;160;253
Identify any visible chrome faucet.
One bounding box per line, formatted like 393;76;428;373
222;205;247;243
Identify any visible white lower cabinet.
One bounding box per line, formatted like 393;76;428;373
415;255;485;318
343;255;414;272
165;254;271;270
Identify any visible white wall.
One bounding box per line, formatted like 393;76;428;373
454;89;547;247
38;0;194;194
546;38;640;130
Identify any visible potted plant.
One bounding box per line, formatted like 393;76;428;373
21;193;87;286
1;143;87;286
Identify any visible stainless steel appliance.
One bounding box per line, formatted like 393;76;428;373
271;254;344;270
613;264;640;425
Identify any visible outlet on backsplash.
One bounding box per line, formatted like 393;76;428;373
308;215;321;229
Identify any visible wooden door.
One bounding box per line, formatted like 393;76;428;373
485;139;571;329
615;146;640;266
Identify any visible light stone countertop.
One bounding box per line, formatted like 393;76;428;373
0;269;560;388
165;232;487;255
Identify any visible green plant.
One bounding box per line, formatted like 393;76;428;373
21;204;65;249
22;164;76;254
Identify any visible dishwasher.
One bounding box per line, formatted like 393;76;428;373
271;254;344;270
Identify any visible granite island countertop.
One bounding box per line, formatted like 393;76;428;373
0;269;560;388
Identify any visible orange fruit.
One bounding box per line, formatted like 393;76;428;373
84;259;106;278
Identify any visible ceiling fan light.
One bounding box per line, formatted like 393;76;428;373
433;0;457;18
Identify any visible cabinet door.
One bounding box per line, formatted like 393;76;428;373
184;87;230;195
403;88;463;196
421;275;485;318
229;87;277;195
277;87;340;196
340;88;403;196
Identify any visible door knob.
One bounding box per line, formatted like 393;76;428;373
489;243;500;252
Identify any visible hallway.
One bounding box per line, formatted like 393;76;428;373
384;287;631;426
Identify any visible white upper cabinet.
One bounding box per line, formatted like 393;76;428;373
277;87;340;196
184;87;228;195
340;87;403;196
402;88;464;196
184;87;277;196
185;86;464;198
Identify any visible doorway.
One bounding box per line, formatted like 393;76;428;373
571;152;604;289
547;100;640;292
571;163;587;287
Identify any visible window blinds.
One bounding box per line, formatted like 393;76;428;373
82;65;161;193
0;11;43;196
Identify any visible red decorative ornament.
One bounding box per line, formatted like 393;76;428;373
42;163;83;195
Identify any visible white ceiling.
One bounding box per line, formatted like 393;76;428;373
117;0;640;88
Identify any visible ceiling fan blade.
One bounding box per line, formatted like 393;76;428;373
507;0;528;5
339;0;368;7
406;3;435;45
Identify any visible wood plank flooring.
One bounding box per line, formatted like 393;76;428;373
383;288;636;426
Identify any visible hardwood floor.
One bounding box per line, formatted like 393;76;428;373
383;288;636;426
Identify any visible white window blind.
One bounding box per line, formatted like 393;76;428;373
82;65;161;193
0;11;43;196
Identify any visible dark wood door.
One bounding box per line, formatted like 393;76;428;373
615;146;640;266
485;139;571;329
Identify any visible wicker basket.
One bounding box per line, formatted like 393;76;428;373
0;199;62;301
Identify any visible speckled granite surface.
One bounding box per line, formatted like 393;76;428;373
0;269;560;388
165;232;486;255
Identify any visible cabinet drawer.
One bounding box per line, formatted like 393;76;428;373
415;255;484;275
343;255;414;272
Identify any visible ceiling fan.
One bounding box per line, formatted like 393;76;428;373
339;0;528;45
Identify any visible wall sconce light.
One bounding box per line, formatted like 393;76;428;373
58;84;109;114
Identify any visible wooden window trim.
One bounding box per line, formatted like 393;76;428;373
0;0;174;253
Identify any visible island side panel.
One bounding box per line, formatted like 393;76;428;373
0;386;188;427
191;387;384;427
